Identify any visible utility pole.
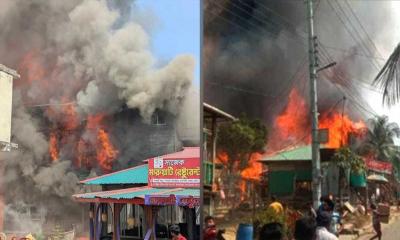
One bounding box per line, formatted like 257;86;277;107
306;0;321;209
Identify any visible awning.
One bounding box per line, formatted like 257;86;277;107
80;164;148;185
367;174;388;183
73;186;199;206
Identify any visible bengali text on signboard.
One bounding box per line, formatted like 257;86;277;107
148;157;200;188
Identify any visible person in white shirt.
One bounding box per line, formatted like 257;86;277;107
315;211;338;240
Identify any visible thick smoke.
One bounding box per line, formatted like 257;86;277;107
204;0;398;124
0;0;194;121
0;0;196;234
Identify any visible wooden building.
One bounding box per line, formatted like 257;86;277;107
203;103;235;216
259;145;338;204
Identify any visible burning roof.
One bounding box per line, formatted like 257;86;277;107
0;0;197;233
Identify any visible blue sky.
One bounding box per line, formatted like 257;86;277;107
134;0;200;86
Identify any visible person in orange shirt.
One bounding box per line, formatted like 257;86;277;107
268;195;284;215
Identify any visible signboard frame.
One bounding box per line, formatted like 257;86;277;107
144;194;200;208
364;157;392;174
148;156;200;188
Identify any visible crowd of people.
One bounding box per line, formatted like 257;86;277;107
257;195;384;240
203;194;386;240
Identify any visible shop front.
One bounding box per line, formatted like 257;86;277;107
73;147;200;240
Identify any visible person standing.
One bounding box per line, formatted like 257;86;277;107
370;204;382;240
307;202;317;218
203;216;217;240
268;195;284;215
315;211;338;240
258;222;283;240
294;217;317;240
170;225;187;240
330;209;342;237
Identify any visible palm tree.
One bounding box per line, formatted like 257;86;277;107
374;44;400;106
360;116;400;161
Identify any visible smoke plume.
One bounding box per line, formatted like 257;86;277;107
0;0;196;233
204;0;398;125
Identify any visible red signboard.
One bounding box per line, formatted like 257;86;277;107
364;156;392;174
148;156;200;188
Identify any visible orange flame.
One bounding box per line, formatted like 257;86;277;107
241;153;262;181
18;50;46;84
63;103;79;130
76;113;118;172
96;129;118;173
275;89;310;142
216;152;228;164
87;114;105;130
269;88;366;152
239;181;246;201
49;133;59;162
319;113;366;148
76;139;89;168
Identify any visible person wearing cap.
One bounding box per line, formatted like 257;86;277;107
170;224;187;240
315;211;338;240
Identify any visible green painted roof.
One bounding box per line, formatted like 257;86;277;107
81;164;148;185
261;145;312;162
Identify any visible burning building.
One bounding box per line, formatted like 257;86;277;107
0;0;198;236
204;0;399;134
202;0;398;210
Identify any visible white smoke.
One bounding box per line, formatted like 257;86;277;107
0;0;197;234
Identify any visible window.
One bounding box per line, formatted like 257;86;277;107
120;205;144;238
295;181;312;196
151;111;167;126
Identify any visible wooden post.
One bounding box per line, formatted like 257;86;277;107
252;181;256;222
101;204;108;237
211;115;217;216
144;206;158;240
113;203;123;240
185;207;195;240
89;203;95;240
95;203;102;240
365;176;369;215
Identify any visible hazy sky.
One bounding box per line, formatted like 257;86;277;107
135;0;200;86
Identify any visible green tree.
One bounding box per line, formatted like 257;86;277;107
218;116;267;173
360;116;400;161
332;147;365;174
217;116;267;207
332;147;365;204
374;44;400;106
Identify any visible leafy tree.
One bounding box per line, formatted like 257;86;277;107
360;115;400;162
217;116;267;207
218;116;267;173
332;147;365;203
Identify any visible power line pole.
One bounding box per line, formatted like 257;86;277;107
306;0;321;209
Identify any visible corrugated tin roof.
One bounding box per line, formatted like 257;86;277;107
203;103;236;120
261;145;312;162
73;187;199;200
80;164;148;185
166;188;200;196
158;147;199;160
142;147;200;163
